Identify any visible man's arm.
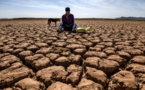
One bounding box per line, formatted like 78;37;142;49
72;14;74;24
62;15;65;24
62;15;70;27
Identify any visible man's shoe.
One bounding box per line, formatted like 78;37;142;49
57;28;62;32
72;29;76;32
62;28;64;31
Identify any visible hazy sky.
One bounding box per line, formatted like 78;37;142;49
0;0;145;18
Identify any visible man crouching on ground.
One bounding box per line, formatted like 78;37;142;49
58;7;77;32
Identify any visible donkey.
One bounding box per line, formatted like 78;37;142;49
48;18;60;27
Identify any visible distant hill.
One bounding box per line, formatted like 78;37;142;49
0;17;145;21
0;18;60;20
116;16;145;20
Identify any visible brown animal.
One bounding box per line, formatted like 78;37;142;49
48;18;60;27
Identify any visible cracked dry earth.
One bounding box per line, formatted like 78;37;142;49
0;20;145;90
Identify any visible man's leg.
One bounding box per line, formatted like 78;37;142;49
58;23;64;32
60;23;72;31
72;23;77;32
59;23;64;29
67;23;77;31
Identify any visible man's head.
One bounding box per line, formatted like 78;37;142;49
65;7;70;15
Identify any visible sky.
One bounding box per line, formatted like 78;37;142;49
0;0;145;18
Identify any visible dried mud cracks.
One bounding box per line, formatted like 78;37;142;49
0;20;145;90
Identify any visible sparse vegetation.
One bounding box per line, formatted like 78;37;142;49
39;37;44;40
88;40;91;42
68;53;71;57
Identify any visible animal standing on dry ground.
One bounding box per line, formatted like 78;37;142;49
48;18;60;27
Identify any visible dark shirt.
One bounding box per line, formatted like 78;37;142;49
62;13;74;25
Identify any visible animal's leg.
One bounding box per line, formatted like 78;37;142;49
48;21;51;26
55;22;56;27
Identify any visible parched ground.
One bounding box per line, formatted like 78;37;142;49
0;19;145;90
